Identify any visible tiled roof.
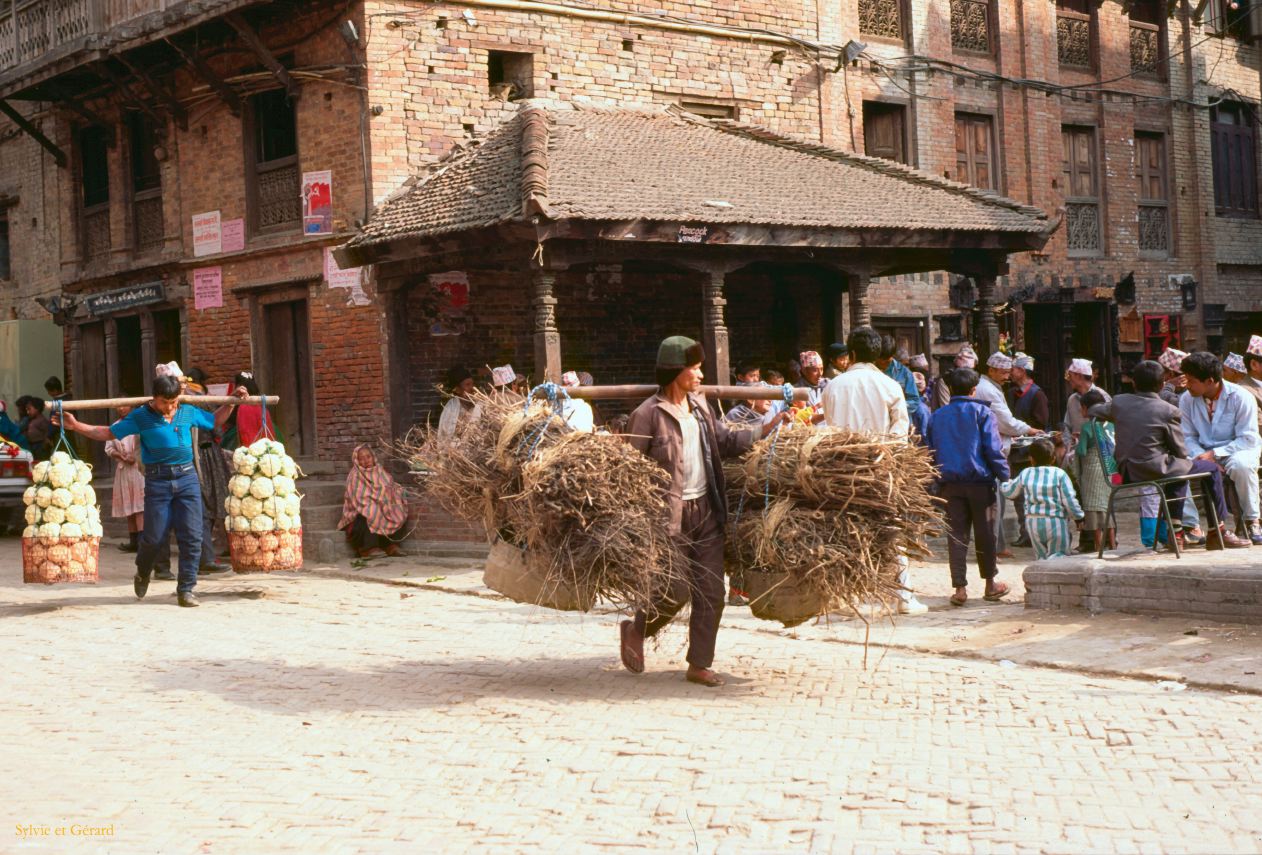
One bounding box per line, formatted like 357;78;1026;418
344;101;1048;253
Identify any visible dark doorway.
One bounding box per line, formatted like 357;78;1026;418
153;309;182;367
262;297;315;456
77;322;110;469
873;315;929;361
1022;301;1117;426
1223;312;1262;356
116;315;144;397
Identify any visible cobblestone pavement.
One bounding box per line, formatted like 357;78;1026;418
3;541;1262;854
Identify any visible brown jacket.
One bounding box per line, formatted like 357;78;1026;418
627;392;757;535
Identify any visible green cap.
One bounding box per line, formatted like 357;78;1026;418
656;336;704;369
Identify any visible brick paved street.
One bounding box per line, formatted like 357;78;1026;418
4;541;1262;854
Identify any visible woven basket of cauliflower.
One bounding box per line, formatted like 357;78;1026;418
21;451;102;584
224;438;304;572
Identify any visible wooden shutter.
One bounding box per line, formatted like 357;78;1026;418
1062;126;1097;198
1135;133;1166;201
1211;104;1260;218
863;103;907;164
954;113;995;189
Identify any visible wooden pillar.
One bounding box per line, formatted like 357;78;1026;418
701;269;730;385
67;323;82;401
139;312;156;394
849;271;871;329
532;268;562;383
104;317;120;398
975;274;1000;357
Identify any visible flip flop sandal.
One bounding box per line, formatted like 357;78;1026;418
949;593;968;607
983;583;1011;602
619;620;644;674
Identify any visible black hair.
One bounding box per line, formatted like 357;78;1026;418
945;367;980;397
186;366;208;386
153;375;182;399
44;376;62;393
1080;389;1107;410
15;395;31;412
21;395;44;413
1181;352;1222;383
656;366;685;388
1246;353;1262;370
763;368;784;383
735;360;760;376
1132;360;1165;393
879;334;898;360
444;365;472;389
847;327;883;365
826;342;848;362
233;372;260;396
1029;439;1055;466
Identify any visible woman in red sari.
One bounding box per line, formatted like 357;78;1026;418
228;371;277;449
339;445;410;558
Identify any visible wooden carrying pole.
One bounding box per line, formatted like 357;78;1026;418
537;384;809;402
44;396;279;411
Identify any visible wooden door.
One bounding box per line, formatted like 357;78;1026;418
261;298;315;456
77;322;110;469
863;102;907;164
1022;304;1068;425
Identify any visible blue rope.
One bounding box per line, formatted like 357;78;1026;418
781;383;795;409
518;381;572;461
51;399;77;459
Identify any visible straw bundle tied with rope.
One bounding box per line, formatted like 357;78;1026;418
727;427;943;620
400;388;685;612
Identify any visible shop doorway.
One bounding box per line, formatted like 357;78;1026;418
260;296;315;456
873;315;930;362
1022;301;1117;426
77;322;110;469
116;315;144;397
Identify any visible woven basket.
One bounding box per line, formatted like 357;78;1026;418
21;536;101;585
483;538;596;612
745;569;825;628
228;528;304;573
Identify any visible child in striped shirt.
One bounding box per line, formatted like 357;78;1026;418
1000;439;1085;559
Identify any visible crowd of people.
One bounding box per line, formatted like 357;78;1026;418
0;376;67;460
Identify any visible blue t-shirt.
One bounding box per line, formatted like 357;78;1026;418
109;404;215;466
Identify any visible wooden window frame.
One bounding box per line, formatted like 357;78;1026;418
77;125;111;262
1135;130;1171;258
862;100;911;165
1062;124;1103;257
954;111;998;191
1055;0;1097;72
243;88;302;236
126;112;164;254
678;99;738;120
1210;102;1260;220
949;0;996;55
858;0;910;46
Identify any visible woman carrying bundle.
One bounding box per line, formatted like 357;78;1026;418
618;336;786;688
338;445;410;558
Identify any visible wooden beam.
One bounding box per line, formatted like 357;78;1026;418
165;38;241;116
115;55;188;130
0;100;67;168
55;98;116;147
226;12;299;99
96;62;164;127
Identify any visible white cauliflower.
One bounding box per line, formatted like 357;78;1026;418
256;453;282;479
42;506;66;525
50;488;73;509
60;523;83;538
24;504;41;526
231;516;252;532
64;505;87;526
38;522;61;539
260;496;279;518
279;456;297;478
274;513;292;532
229;475;252;498
68;483;88;506
22;485;36;505
22;525;37;538
240;495;263;519
271;475;295;498
249;513;275;533
35;486;53;508
248;438;271;457
50;451;72;466
75;463;92;485
226;497;243;517
86;506;100;524
283;495;301;518
289;513;301;530
83;486;97;507
48;462;76;489
234;447;257;476
32;461;49;482
249;477;274;500
85;522;103;538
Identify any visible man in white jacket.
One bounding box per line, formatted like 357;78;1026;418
975;352;1038;554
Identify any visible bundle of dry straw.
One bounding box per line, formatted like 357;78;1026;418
402;389;683;611
728;426;943;616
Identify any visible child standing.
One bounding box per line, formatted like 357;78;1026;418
105;405;145;552
925;367;1012;607
1001;439;1084;559
1075;388;1118;551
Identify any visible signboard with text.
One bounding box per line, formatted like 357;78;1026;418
84;282;166;316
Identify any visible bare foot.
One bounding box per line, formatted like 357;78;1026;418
950;587;967;607
686;666;724;687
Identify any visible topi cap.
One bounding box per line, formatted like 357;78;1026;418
1157;348;1188;372
987;352;1013;370
954;345;978;369
656;336;704;370
1067;358;1093;376
1225;353;1246;374
799;350;823;370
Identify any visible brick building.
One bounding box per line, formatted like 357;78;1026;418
0;0;1260;446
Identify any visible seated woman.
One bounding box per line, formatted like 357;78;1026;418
338;445;409;558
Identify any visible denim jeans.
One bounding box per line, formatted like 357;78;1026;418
154;496;214;573
135;464;203;595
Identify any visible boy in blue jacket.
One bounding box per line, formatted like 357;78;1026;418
926;368;1012;607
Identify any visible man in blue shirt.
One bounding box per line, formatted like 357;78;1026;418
54;375;245;606
876;335;927;437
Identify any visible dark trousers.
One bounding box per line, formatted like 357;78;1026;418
635;495;725;670
941;482;998;589
346;515;405;551
1168;459;1228;529
155;497;215;573
135;464;203;595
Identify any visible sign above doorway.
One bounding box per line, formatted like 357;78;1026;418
84;282;166;316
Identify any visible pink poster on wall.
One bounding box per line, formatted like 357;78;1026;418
192;211;221;257
220;218;245;253
192;266;223;310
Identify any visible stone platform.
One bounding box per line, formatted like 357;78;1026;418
1025;546;1262;624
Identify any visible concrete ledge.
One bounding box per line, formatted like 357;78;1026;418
1024;554;1262;623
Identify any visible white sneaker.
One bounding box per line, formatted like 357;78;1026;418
897;599;929;615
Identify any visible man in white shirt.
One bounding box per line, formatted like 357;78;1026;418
437;366;481;437
823;326;924;614
975;352;1039;555
559;371;595;432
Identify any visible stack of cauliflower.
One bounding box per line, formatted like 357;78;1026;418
224;437;303;571
21;451;102;583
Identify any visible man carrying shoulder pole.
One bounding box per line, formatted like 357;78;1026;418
52;376;248;607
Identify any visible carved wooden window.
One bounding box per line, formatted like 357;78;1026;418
79;125;110;261
863;101;908;164
859;0;904;42
127;112;163;253
1135;132;1169;255
954;113;995;190
950;0;992;53
1062;125;1101;255
1128;0;1165;78
247;89;301;234
1211;102;1259;219
1056;0;1094;70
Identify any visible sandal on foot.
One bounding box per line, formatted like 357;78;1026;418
983;582;1011;602
619;620;644;674
949;591;968;607
686;667;724;688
